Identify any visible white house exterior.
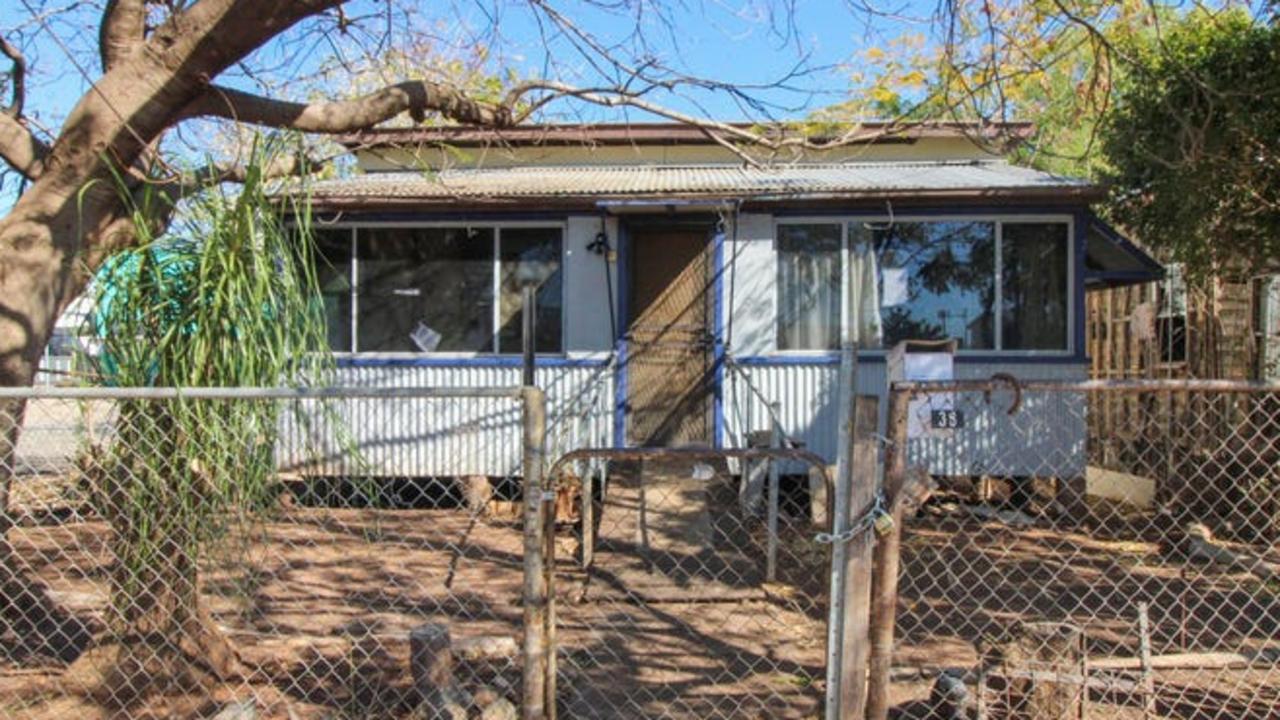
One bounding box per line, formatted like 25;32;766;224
281;123;1160;479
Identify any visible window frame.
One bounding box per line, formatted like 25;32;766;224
772;214;1076;357
314;221;568;357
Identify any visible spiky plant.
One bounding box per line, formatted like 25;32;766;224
83;137;331;701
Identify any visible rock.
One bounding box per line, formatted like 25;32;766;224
473;685;501;708
454;635;518;662
929;672;969;720
479;697;518;720
409;688;469;720
212;700;258;720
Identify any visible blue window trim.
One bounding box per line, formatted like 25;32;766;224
711;229;726;449
1085;214;1164;277
336;355;609;369
613;223;632;449
731;352;1088;367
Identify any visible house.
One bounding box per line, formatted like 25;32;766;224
281;122;1161;482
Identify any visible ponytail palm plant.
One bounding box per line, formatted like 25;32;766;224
84;139;331;701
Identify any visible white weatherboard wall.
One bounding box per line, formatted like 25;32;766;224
278;362;613;477
724;213;778;357
721;212;1088;478
279;213;620;478
724;361;1088;477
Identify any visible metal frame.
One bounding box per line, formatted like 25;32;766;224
543;445;835;586
772;213;1079;358
317;221;569;357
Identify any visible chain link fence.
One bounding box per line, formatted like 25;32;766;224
0;387;543;720
545;447;833;720
3;380;1278;719
889;379;1280;720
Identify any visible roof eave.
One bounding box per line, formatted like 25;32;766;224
301;185;1103;213
336;121;1037;150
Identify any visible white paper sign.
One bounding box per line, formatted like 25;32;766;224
409;322;442;352
881;267;909;307
905;352;955;438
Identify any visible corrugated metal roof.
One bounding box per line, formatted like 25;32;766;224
337;121;1035;148
302;160;1093;202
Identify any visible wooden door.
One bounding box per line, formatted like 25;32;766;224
627;226;714;446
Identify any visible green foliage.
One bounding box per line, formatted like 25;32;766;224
85;137;332;630
1101;12;1280;275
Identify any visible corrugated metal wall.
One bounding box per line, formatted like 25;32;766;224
723;360;1088;477
278;362;613;477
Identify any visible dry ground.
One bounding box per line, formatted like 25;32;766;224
2;474;1278;719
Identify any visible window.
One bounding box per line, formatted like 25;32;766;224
313;228;353;353
1003;223;1070;350
776;224;841;350
315;225;563;353
851;220;997;349
1156;263;1188;364
358;227;495;352
498;227;564;353
773;218;1073;353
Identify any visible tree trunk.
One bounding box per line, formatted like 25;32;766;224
83;406;245;705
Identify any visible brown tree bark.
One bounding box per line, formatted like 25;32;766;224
0;0;519;703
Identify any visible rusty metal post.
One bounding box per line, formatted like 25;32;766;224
521;386;549;720
866;387;911;720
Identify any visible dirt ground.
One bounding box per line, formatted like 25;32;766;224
2;474;1278;720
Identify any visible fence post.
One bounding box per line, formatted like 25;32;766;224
766;401;781;584
866;387;910;720
521;386;549;720
824;345;879;720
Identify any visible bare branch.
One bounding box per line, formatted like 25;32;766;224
0;37;27;118
0;113;49;180
99;0;148;70
178;152;318;189
182;81;514;133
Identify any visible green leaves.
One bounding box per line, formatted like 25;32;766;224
86;135;334;630
1101;11;1280;276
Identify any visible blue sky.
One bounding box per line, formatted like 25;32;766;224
0;1;919;211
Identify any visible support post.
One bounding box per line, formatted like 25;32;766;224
521;387;548;720
766;401;781;584
823;342;879;720
866;388;911;720
522;285;537;387
1138;602;1156;719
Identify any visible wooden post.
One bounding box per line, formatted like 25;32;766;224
825;388;880;719
1138;602;1156;719
866;388;910;720
521;387;548;720
580;471;594;570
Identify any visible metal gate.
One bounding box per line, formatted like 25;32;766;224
543;447;835;719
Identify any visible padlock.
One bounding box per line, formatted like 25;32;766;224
873;512;896;536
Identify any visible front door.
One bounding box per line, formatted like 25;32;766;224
626;224;714;446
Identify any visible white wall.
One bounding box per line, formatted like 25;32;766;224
724;213;776;356
564;215;620;352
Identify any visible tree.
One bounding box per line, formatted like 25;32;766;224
1102;12;1280;274
78;143;331;698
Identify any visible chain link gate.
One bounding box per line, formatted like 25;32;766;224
0;385;553;720
543;447;836;719
883;378;1280;720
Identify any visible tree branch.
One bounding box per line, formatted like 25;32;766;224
182;81;514;133
0;37;26;118
0;113;49;180
99;0;148;70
